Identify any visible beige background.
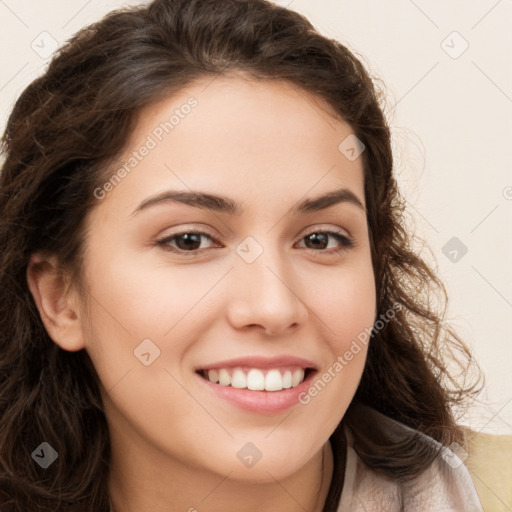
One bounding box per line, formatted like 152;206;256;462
0;0;511;436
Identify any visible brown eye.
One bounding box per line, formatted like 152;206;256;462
156;232;218;253
298;231;353;253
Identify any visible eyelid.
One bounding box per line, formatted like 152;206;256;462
297;227;355;253
157;224;219;240
300;224;351;239
156;224;350;242
155;223;355;254
155;226;221;254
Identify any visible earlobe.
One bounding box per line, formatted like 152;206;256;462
26;252;86;352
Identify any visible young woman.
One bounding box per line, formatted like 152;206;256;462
0;0;485;510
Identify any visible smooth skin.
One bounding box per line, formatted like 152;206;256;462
27;74;377;512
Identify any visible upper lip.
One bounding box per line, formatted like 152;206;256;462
195;355;318;371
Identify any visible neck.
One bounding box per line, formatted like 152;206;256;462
108;435;334;512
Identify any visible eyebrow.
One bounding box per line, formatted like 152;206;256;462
131;187;366;217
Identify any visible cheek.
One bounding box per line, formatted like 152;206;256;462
300;257;376;399
310;257;377;348
79;249;231;399
76;239;377;482
82;248;216;338
289;266;375;464
79;268;204;463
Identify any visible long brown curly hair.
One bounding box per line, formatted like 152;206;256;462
0;0;483;510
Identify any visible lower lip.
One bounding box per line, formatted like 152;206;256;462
197;370;317;414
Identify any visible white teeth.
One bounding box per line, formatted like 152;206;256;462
218;369;231;386
264;369;283;391
282;370;292;388
292;368;304;387
247;369;265;390
203;367;307;391
231;369;247;389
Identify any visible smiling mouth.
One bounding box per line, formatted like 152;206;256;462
196;366;315;392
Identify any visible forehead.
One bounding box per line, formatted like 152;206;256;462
99;75;366;215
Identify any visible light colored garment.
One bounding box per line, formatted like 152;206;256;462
336;416;484;511
463;427;512;512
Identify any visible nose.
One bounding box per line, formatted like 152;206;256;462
226;245;309;337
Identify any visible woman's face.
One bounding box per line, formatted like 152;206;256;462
76;75;376;482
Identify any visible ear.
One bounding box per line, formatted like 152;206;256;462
26;252;86;352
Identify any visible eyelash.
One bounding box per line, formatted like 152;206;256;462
155;228;354;256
